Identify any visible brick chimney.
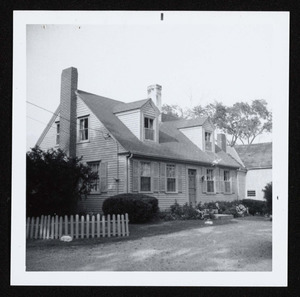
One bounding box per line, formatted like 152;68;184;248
217;133;227;152
147;84;162;122
59;67;78;157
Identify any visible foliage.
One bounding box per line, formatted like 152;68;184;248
241;199;267;215
163;201;204;220
163;100;272;146
102;193;159;223
262;182;272;214
26;146;98;217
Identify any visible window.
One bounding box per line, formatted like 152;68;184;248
205;131;212;151
88;161;100;193
247;190;256;197
79;117;89;141
206;169;214;193
144;117;154;140
166;164;176;192
224;170;231;193
56;122;60;145
140;162;151;192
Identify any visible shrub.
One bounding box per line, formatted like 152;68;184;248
263;182;272;214
102;193;158;223
241;199;267;215
168;201;203;220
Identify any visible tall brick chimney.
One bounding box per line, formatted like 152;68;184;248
217;133;227;152
59;67;78;157
147;84;162;122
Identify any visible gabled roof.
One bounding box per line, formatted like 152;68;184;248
174;117;209;129
113;98;149;113
75;90;240;168
234;142;272;169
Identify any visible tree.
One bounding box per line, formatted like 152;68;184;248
262;182;272;214
187;100;272;146
162;104;185;119
26;146;98;217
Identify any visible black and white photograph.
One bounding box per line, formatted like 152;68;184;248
12;11;289;286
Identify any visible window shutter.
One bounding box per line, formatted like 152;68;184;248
152;162;159;192
231;170;236;194
202;169;207;193
177;164;183;193
220;169;224;193
132;159;139;192
100;162;108;192
159;162;166;192
216;168;220;193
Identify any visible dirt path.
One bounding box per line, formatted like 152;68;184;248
26;217;272;271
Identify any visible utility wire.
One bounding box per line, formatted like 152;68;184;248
26;100;110;139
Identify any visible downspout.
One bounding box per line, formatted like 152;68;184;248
127;153;133;193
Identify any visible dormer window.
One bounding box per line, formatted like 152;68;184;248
144;117;154;141
205;131;212;151
56;122;60;145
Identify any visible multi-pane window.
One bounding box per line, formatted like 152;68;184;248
88;161;100;193
166;164;176;192
79;117;89;141
140;162;151;192
205;131;212;151
206;169;214;193
144;117;154;140
224;170;231;193
56;122;60;145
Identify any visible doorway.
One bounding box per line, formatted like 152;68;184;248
188;169;197;204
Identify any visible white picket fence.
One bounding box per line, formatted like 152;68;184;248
26;213;129;240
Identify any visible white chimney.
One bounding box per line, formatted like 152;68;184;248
147;84;162;122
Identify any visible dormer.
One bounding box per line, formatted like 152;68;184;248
177;117;215;152
113;91;160;143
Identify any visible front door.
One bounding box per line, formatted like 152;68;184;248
188;169;197;204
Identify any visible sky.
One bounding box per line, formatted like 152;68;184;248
26;13;274;150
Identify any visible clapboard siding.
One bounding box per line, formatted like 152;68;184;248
76;98;127;214
129;158;238;210
116;110;141;140
237;170;246;200
39;113;60;150
179;126;203;150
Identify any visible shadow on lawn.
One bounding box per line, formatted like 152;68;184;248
26;217;239;248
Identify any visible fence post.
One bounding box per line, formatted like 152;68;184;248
121;214;126;236
30;217;35;239
107;214;111;237
55;215;59;239
50;216;54;239
64;215;68;236
91;215;95;238
102;215;105;237
26;217;30;239
117;214;121;237
81;215;84;238
75;215;79;239
125;213;129;236
86;214;90;238
112;214;116;236
46;215;51;239
39;215;44;239
70;215;74;238
43;215;47;239
35;217;39;239
97;214;100;238
59;216;63;238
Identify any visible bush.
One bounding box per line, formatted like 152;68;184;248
241;199;267;215
167;201;203;220
102;193;159;223
263;182;272;214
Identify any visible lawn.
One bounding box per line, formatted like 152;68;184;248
26;216;272;271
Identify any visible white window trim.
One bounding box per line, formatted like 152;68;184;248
87;161;100;194
140;161;152;193
166;164;177;193
78;116;90;143
206;168;216;194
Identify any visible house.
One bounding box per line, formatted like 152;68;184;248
231;143;272;201
37;67;242;214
